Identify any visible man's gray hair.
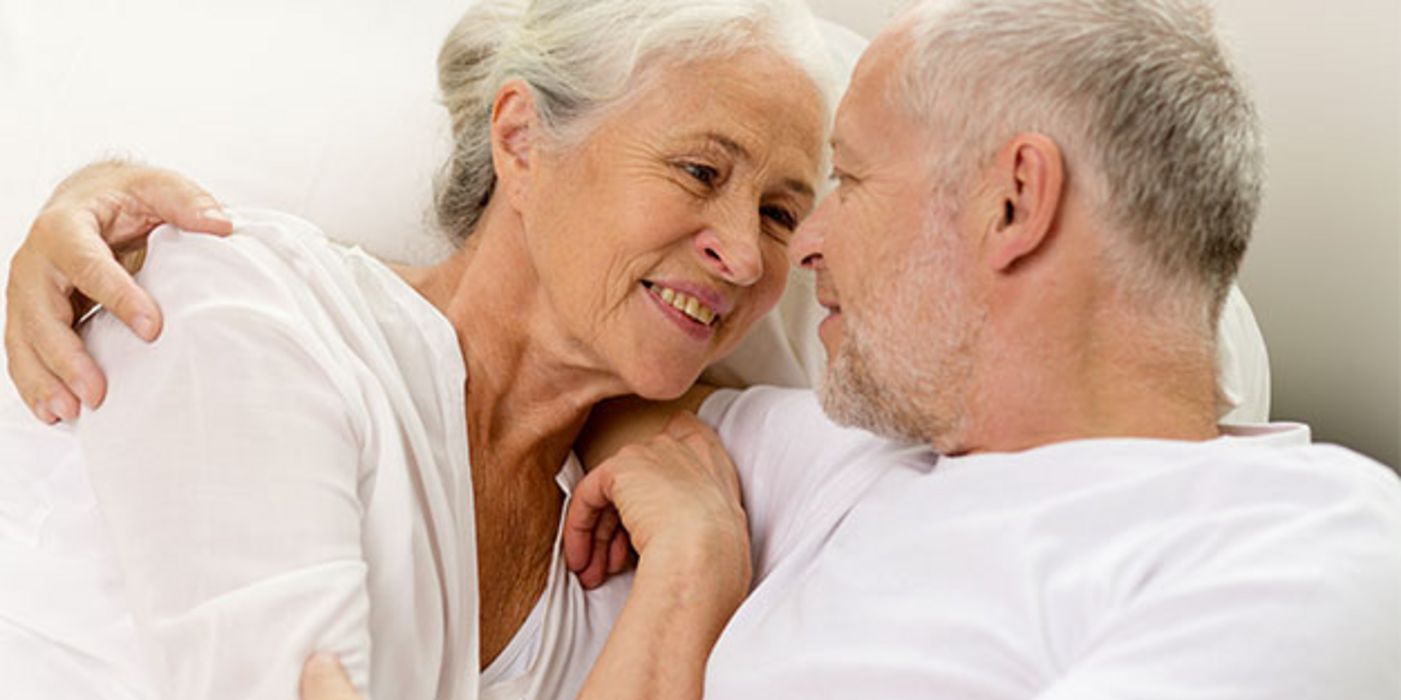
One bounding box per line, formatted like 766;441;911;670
895;0;1264;322
434;0;835;241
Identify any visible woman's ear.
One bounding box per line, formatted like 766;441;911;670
490;80;539;210
985;133;1065;272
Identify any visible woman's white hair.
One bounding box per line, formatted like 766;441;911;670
435;0;836;241
893;0;1264;325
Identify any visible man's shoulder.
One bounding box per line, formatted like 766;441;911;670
1193;434;1401;515
936;432;1401;578
704;385;917;458
1050;434;1401;581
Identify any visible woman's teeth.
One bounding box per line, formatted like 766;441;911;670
655;285;717;326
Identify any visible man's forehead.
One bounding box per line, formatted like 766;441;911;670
852;27;912;97
832;30;919;156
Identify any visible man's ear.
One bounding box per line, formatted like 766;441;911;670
489;80;539;210
986;133;1065;272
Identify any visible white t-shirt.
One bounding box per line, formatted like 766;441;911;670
62;210;629;699
699;387;1401;699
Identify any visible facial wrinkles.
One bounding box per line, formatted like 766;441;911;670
526;50;823;399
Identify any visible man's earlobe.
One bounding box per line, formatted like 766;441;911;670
988;133;1064;272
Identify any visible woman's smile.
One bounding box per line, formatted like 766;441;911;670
641;279;728;342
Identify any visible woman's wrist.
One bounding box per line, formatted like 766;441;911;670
636;523;752;622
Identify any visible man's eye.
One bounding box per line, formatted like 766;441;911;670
761;205;798;231
682;162;720;188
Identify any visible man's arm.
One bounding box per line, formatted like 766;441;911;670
6;160;229;422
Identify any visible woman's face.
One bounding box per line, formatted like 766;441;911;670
522;49;825;399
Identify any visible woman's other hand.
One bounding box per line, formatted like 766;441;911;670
300;654;363;700
5;160;231;422
564;411;751;599
568;412;751;700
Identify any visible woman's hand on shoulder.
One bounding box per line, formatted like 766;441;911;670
564;411;751;602
5;160;231;423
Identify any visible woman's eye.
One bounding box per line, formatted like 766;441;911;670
761;205;798;233
682;162;720;188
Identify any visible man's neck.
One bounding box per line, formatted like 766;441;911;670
958;292;1221;455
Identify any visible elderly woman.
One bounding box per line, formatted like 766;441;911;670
3;0;832;697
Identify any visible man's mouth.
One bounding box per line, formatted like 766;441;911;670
814;271;841;314
642;281;721;327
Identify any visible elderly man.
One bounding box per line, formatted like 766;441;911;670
552;0;1401;698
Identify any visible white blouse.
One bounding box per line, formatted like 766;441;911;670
68;209;629;699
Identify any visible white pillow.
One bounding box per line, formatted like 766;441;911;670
0;0;1267;422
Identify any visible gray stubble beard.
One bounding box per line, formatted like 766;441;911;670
817;218;983;451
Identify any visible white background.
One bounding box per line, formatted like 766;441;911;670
808;0;1401;467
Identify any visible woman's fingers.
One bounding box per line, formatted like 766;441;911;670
299;654;362;700
564;466;615;573
3;339;69;423
607;529;632;575
6;238;120;410
579;507;621;589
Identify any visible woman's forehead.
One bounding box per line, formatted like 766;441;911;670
601;51;826;171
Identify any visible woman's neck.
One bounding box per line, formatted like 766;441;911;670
398;203;629;478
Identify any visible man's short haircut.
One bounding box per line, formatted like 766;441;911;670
894;0;1264;323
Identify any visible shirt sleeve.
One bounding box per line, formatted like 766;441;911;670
698;387;893;582
75;233;373;700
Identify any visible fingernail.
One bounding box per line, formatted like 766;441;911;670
201;207;231;225
133;314;158;340
48;397;71;422
72;379;94;407
33;399;56;424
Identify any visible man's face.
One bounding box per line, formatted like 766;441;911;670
789;30;987;451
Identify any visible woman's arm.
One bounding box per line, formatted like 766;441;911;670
77;232;373;698
576;386;715;467
5;160;229;422
567;413;752;700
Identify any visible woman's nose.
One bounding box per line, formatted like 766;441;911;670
693;216;763;287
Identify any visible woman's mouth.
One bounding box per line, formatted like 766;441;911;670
642;281;722;340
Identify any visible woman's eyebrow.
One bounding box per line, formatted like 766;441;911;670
701;132;751;160
692;132;814;198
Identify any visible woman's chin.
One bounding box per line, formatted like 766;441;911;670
624;367;704;402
